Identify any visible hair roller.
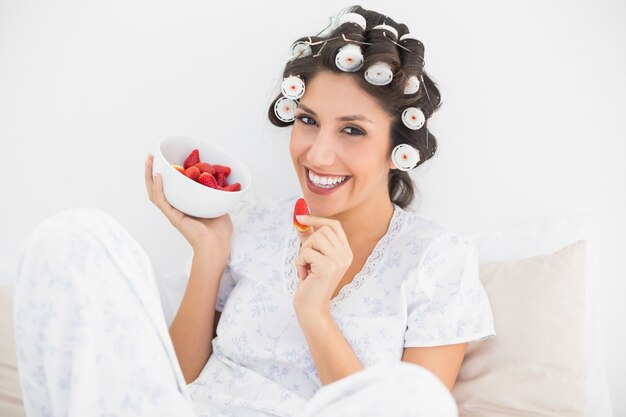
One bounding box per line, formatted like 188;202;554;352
399;34;425;68
289;35;326;62
320;21;366;71
363;28;401;69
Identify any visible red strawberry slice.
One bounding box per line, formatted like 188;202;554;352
198;172;219;189
183;149;200;169
194;162;216;175
293;198;310;232
184;166;201;181
223;183;241;192
215;172;227;187
213;164;231;177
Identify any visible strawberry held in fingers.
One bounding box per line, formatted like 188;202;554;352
293;198;311;232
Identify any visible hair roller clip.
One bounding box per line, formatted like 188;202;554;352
404;75;420;95
402;107;426;130
274;96;298;123
281;75;305;100
291;41;312;59
399;33;421;43
335;43;364;72
372;24;398;39
364;61;393;86
338;12;367;30
391;143;420;171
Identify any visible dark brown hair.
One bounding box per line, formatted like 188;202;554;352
267;5;442;209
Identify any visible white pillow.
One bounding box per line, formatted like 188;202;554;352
462;210;613;417
453;239;587;415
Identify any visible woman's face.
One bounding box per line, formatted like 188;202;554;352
289;70;395;218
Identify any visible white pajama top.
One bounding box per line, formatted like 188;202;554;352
185;193;496;417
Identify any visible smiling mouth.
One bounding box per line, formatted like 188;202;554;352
305;167;352;189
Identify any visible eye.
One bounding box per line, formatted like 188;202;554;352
343;126;365;137
295;114;365;137
296;114;316;125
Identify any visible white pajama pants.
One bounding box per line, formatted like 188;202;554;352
13;207;458;417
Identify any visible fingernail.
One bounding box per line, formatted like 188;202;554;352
296;215;306;222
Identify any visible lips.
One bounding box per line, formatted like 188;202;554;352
304;167;352;195
306;166;352;178
305;167;352;184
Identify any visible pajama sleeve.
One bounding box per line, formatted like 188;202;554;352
215;264;235;312
404;233;496;347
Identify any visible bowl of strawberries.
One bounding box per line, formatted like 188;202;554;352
152;135;252;218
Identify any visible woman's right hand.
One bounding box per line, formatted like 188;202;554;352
144;154;233;259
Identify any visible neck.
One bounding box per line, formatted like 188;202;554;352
329;198;395;247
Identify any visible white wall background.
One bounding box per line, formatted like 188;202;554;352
1;0;625;413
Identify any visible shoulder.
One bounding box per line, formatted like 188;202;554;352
393;206;477;263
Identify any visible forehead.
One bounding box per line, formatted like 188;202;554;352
298;71;389;120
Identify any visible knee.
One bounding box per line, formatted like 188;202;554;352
30;206;131;247
17;207;125;277
39;206;117;233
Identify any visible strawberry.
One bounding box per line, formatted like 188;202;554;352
293;198;310;232
194;162;216;175
172;164;185;174
184;166;201;181
198;172;219;189
183;149;200;169
223;183;241;192
213;164;231;177
215;172;227;187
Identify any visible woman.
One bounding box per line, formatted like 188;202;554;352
13;5;495;417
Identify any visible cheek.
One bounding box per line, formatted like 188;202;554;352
289;127;309;157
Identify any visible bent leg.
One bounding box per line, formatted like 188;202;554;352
13;207;196;417
299;361;458;417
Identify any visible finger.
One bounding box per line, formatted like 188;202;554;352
295;247;324;280
152;173;184;223
296;222;314;243
315;225;343;250
297;215;348;246
145;154;154;201
301;228;335;257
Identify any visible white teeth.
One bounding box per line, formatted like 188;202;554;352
307;169;347;187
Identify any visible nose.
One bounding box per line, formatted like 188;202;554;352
306;129;337;168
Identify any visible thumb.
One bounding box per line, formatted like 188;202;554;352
295;216;314;243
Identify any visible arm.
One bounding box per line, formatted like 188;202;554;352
298;309;364;386
168;249;228;384
401;342;468;391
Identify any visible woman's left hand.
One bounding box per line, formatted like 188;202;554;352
293;215;354;320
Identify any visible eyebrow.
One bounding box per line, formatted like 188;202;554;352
297;103;374;124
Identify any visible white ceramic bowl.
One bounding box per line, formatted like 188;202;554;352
152;135;252;218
